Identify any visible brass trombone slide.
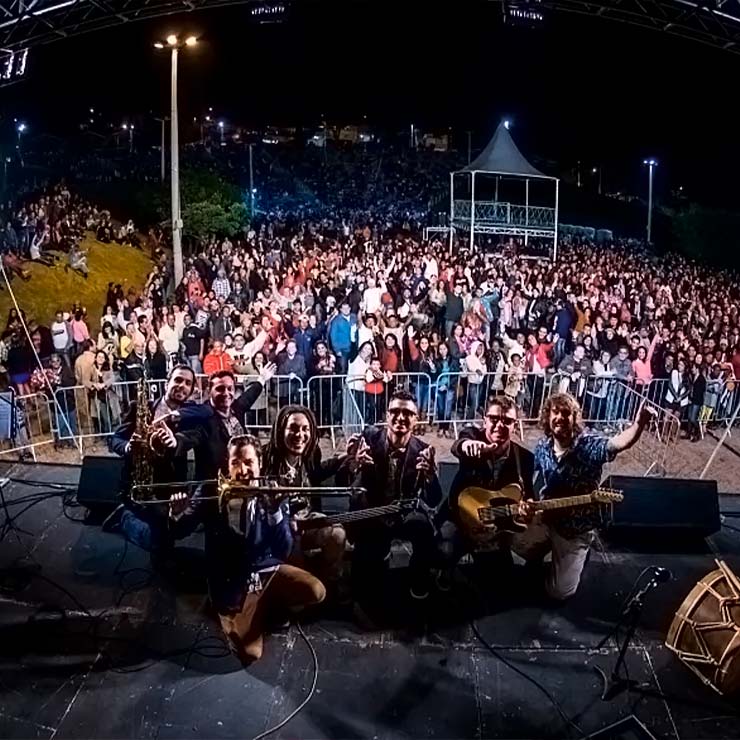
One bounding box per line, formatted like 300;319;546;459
130;475;366;506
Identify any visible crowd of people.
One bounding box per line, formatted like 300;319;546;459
0;171;739;457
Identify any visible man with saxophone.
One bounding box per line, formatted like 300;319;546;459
102;364;200;550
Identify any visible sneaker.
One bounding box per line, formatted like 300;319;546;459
101;503;126;534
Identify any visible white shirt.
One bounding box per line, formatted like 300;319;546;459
362;287;383;316
51;321;69;350
357;325;374;349
158;325;180;354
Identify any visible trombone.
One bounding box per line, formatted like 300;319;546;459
130;473;366;506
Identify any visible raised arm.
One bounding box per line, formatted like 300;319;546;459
607;405;654;454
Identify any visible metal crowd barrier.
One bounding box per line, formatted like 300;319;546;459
2;370;736;475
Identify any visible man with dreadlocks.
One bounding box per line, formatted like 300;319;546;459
262;405;351;597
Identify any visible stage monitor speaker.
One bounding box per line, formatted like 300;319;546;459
76;455;124;509
438;460;460;498
604;475;719;539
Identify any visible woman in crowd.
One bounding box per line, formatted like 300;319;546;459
687;363;706;442
309;340;337;430
88;349;119;433
433;342;459;437
407;328;435;430
145;337;168;380
347;341;374;420
464;340;487;419
97;322;119;360
70;310;90;357
6;333;34;396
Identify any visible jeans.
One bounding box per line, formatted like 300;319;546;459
335;352;350;376
605;382;626;423
436;386;455;429
187;355;203;374
519;518;594;600
112;506;168;552
55;406;77;439
416;379;430;420
466;382;484;420
554;337;567;367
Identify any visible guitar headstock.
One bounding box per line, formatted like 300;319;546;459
592;488;624;504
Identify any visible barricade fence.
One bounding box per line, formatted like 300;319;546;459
3;372;737;474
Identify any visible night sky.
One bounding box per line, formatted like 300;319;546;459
2;0;739;206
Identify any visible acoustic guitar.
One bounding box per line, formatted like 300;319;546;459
458;485;623;541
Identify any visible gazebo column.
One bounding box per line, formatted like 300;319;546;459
449;171;455;255
470;171;476;251
525;178;530;247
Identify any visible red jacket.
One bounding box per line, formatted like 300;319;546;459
203;351;234;376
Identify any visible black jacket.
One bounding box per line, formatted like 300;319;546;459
174;382;265;480
110;398;205;488
449;425;535;511
338;425;444;512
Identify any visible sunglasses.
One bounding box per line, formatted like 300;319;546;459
485;415;517;427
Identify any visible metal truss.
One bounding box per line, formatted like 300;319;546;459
509;0;740;53
0;0;250;51
1;0;739;53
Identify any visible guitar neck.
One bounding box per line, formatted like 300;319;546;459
537;494;603;512
299;503;402;529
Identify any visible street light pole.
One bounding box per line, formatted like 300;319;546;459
170;45;182;285
248;143;255;217
155;117;168;183
16;123;26;167
466;130;472;165
155;33;197;288
643;158;657;244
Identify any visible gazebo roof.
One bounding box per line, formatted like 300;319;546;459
461;123;554;180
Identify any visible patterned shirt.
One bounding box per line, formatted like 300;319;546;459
212;277;231;300
533;431;616;538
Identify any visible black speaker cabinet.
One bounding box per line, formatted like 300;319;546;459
604;475;720;539
76;455;125;509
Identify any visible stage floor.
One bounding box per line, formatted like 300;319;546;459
1;462;739;740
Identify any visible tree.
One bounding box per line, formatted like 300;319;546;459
671;205;740;268
183;200;249;242
148;167;249;243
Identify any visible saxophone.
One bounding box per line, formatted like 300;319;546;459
130;378;154;498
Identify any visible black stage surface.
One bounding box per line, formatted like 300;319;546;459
1;461;740;740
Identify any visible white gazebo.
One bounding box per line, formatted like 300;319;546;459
449;122;560;259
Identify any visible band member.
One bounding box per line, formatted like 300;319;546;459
170;366;275;480
261;405;349;592
168;435;325;663
343;390;442;601
103;364;199;550
521;392;653;601
449;396;535;569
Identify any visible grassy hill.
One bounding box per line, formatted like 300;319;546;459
0;237;155;326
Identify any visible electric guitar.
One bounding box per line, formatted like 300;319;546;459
458;485;623;541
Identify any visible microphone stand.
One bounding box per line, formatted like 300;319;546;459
594;574;666;701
